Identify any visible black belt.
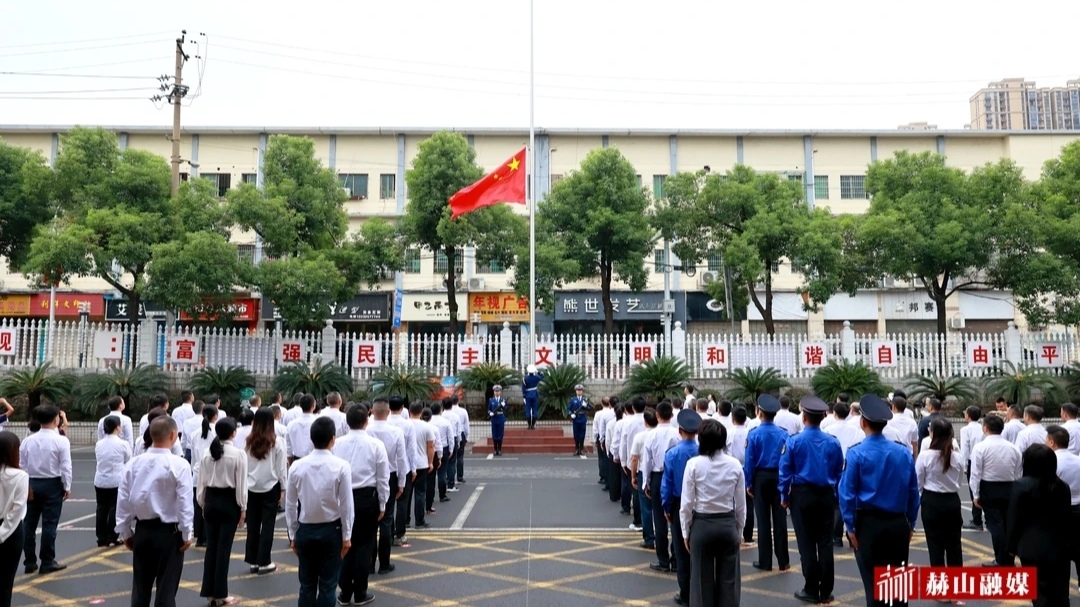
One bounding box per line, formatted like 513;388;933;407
857;507;905;519
136;518;178;530
756;467;779;473
693;511;734;519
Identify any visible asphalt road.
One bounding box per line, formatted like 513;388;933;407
9;450;1078;607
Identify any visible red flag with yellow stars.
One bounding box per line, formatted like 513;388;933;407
449;148;526;219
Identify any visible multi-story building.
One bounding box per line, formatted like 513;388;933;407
1;126;1078;336
969;78;1080;130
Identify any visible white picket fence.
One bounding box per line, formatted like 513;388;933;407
0;318;1076;382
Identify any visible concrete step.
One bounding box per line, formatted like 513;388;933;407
501;427;565;438
472;443;594;454
483;436;577;445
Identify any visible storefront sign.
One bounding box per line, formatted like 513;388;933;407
401;293;467;322
329;293;391;322
29;293;104;317
0;295;30;317
554;291;685;321
469;292;529;322
105;299;167;322
0;328;18;357
179;299;258;322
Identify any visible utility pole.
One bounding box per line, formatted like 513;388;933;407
168;30;189;197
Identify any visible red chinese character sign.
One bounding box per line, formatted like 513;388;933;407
800;343;827;369
352;341;382;368
701;343;729;370
533;342;557;368
0;328;18;358
871;341;897;368
278;340;307;364
630;343;657;366
169;336;201;363
874;565;1035;603
966;340;993;369
457;343;485;369
93;332;124;360
1036;343;1065;368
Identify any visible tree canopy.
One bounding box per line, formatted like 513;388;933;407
0;140;54;268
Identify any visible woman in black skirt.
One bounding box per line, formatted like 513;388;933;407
243;408;287;574
915;418;965;583
0;431;28;607
196;418;248;606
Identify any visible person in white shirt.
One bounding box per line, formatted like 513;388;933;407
97;395;135;448
421;407;447;514
970;415;1022;567
319;392;348;437
594;397;615;492
233;409;255;449
138;393;171;438
95;415;132;547
441;398;462;492
287;395;320;462
1002;404;1025;444
695;399;712;421
683;385;696;412
332;407;389;607
242;408;287;575
1059;403;1080;456
610;402;632;514
115;417;194;607
1014;405;1048;454
20;404;72;574
366;400;408;573
1046;424;1080;587
825;402;863;547
845;402;862;428
726;406;755;546
386;396;418;543
137;408;184;457
269;404;288;440
282;393;304;426
0;431;28;607
915;418;965;569
774;396;803;436
196;417;248;606
606;400;627;506
716;400;734;430
620;398;648;531
170;390;197;442
706;393;717;416
182;401;206;462
190;405;221;548
641;402;680;572
957;406;986;530
408;403;437;528
884;397;919;455
681;419;746;607
286;417;354;607
629;410;655;544
451;395;470;485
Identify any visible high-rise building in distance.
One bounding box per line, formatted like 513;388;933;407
969;77;1080;130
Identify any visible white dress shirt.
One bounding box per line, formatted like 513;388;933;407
196;442;249;510
607;416;625;459
1062;419;1080;456
846;413;862;428
1002;419;1025;444
138;414;150;439
679;453;747;540
969;435;1022;500
320;408;348;437
282;406;304;426
620;415;646;466
456;407;471;442
411;418;437;469
1054;449;1080;506
286;413;318;459
135;439;183;458
820;414;837;431
182;416;204;453
826;419;864;457
234;424;253;449
959;421;984;471
115;447;195;541
726;425;750;464
246;439;288;494
885;415;919;451
916;448;963;494
630;429;650;476
95;434;133;489
717;414;733;430
746;416;761;432
333;429;390;508
0;467;29;543
387;415;418;474
640;425;680;491
1014;423;1048;454
594;407;613;441
171;403;196;435
286;449;354;540
774;409;802;436
684;394;696;410
96;412;135;447
367;420;409;478
432;415;455;454
190;428;217;483
20;428;72;491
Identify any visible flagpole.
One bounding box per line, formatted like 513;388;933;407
528;0;537;360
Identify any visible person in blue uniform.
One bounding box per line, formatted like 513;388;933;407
779;395;845;605
743;394;790;572
522;365;544;430
568;385;589;456
839;394;920;607
660;409;701;607
488;385;507;456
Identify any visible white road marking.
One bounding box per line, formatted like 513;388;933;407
449;484;486;530
486;454;494;460
579;455;587;460
53;512;97;533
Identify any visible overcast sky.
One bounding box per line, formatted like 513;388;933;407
1;0;1077;131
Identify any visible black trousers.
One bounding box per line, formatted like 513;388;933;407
370;473;398;571
620;466;633;512
744;492;755;543
131;518;186;607
435;449;449;499
412;470;429;525
1022;554;1071;607
1071;507;1080;590
689;512;741;607
339;487;379;603
296;521;342;607
854;510;911;607
95;486;120;545
193;490;204;544
608;456;622;502
456;434;466;481
789;485;836;600
426;454;441;510
597;441;608;487
752;469;788;569
245;484;281;567
980;480;1014;566
23;477;63;568
395;475;413;538
670;497;691;603
0;522;24;607
965;466;982;525
649;471;670;567
445;445;457;489
920;490;962;567
201;487;240;599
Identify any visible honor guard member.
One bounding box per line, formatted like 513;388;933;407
743;394;790;572
661;408;701;606
488;385;508;456
568;385;589;456
778;396;844;605
839;394;920;607
115;416;194;607
522;365;544;430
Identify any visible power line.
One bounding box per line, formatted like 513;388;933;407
0;96;150;101
0;86;155;94
23;58;170;72
0;40;159;58
0;71;155;80
0;30;172;49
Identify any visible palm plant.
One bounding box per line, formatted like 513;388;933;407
369;366;439;404
0;363;74;411
73;364;169;416
1064;362;1080;398
536;363;588;417
273;361;353;403
905;373;979;405
809;360;883;404
726;366;790;405
190;365;256;415
456;362;522;401
624;356;692;402
984;361;1065;407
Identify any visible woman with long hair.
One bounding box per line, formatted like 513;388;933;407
915;418;965;579
1007;444;1071;607
243;408;287;574
196;417;247;606
0;431;27;607
191;405;220;548
680;419;746;607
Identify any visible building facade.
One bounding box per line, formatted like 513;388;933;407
969;78;1080;130
2;126;1079;335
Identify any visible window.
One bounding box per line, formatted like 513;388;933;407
653;249;667;272
201;173;231;197
379;174;396;199
652;175;667;199
237;244;255;265
179;172;189;182
404;249;421;274
434;248;464;274
476;255;504;274
771;261;781;273
635;174;643;188
787;173;803;183
840;175;867;199
707;252;722;272
814;175;829;200
241;173;257;185
339;174;369;200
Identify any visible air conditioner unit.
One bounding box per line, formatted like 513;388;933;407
950;315;966;330
342;187;351;198
879;276;897;289
468;278;485;290
698;271;719;286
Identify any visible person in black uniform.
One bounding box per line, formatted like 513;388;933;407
779;395;844;604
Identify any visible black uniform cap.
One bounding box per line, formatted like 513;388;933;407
799;395;829;414
858;393;893;423
757;394;781;414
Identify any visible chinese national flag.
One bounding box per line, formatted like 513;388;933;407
449;148;526;219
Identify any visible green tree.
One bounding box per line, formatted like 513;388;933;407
860;151;1022;334
257;254;347;330
402;132;527;335
528;147;652;333
328;218;406;290
0;141;54;268
144;231;250;320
